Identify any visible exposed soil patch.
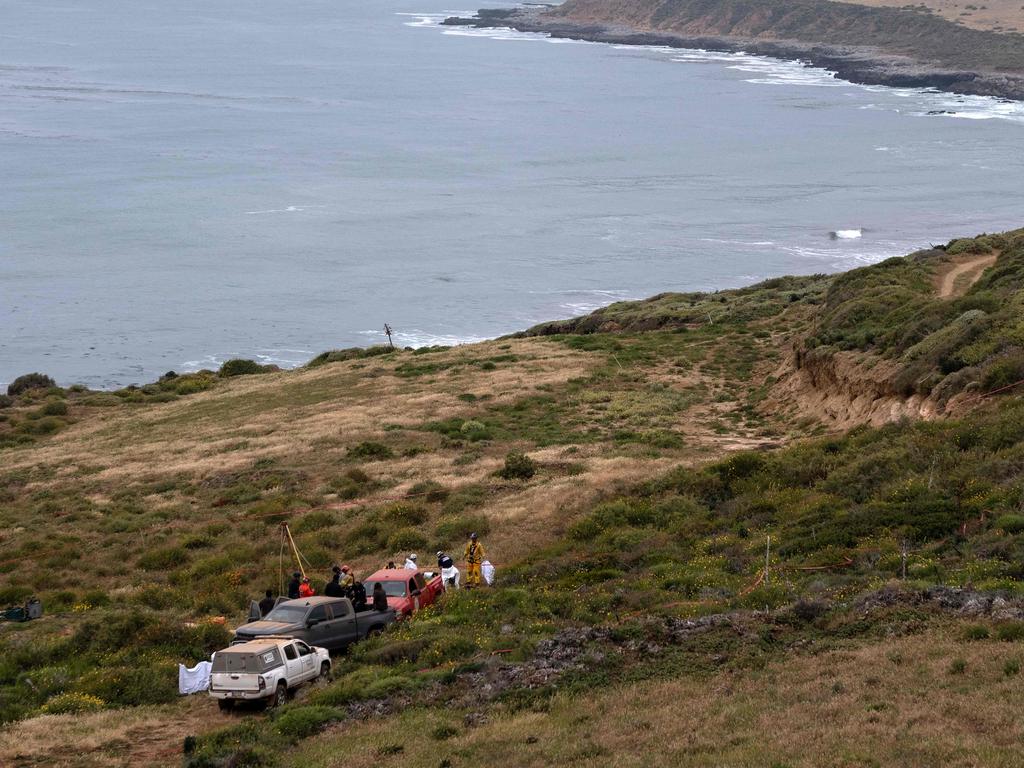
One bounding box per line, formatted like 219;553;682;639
936;251;999;298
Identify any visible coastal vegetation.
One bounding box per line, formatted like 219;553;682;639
2;230;1024;765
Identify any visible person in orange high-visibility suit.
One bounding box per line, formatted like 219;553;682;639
298;577;315;598
464;532;486;588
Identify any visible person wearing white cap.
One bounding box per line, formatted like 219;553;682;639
403;552;418;570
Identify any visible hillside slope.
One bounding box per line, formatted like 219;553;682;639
448;0;1024;98
2;229;1024;766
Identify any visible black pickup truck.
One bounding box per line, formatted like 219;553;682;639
233;596;396;651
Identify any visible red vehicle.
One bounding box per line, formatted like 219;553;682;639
362;568;444;618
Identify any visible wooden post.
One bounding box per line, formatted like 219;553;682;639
282;523;305;579
384;323;395;349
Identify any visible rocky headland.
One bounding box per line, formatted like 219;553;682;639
444;0;1024;100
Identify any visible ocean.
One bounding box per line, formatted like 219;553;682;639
2;0;1023;388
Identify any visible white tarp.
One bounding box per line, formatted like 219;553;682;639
441;565;461;589
482;560;495;586
178;661;212;695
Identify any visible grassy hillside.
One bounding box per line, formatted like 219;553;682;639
3;229;1024;767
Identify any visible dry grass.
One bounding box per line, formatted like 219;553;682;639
842;0;1024;33
0;697;229;767
290;627;1024;768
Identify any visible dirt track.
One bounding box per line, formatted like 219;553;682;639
937;252;998;298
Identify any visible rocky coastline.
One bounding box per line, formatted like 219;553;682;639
443;6;1024;101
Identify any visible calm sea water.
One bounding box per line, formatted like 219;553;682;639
2;0;1023;388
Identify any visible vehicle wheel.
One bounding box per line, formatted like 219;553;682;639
217;699;234;713
268;682;287;709
319;661;331;680
367;625;385;638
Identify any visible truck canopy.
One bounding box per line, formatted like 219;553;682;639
212;643;283;673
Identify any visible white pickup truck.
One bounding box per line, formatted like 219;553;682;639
209;636;330;710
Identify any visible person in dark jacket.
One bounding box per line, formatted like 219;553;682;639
258;589;276;617
372;582;388;612
287;572;301;600
324;566;344;597
352;581;367;612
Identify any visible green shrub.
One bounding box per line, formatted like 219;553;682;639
387;528;427;552
441;485;487;515
459;420;491;441
131;585;177;610
982;350;1024;393
0;395;13;409
995;514;1024;534
995;622;1024;642
962;624;990;641
219;359;273;377
40;400;68;417
347;442;394;461
40;692;105;715
8;373;56;396
174;378;212;396
75;664;177;707
435;514;491;543
498;452;537;480
407;480;449;503
273;705;345;742
18;416;63;435
312;667;422;707
306;346;394;368
293;510;336;533
384;503;428;526
431;724;460;740
948;658;967;675
138;545;189;571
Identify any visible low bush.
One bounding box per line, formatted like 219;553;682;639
962;624;990;641
995;514;1024;534
40;692;105;715
459;420;491;441
218;359;274;377
75;664;177;707
138;546;189;571
995;622;1024;642
498;452;537;480
407;480;449;503
435;514;491;543
384;503;428;526
347;442;394;461
306;346;394;368
8;373;56;396
387;527;427;552
293;510;336;534
272;705;345;742
40;400;68;417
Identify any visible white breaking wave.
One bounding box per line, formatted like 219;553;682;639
699;238;776;247
245;205;325;215
832;229;863;239
358;329;490;348
406;11;1024;125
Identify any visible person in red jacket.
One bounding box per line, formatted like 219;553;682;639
298;577;315;598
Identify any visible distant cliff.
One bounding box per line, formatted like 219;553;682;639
446;0;1024;99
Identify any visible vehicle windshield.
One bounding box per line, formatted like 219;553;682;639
364;580;406;598
263;605;308;623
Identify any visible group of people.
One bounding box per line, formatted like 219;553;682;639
397;532;488;589
256;533;490;618
277;566;388;613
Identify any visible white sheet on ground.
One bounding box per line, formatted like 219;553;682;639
178;661;212;694
482;560;495;585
